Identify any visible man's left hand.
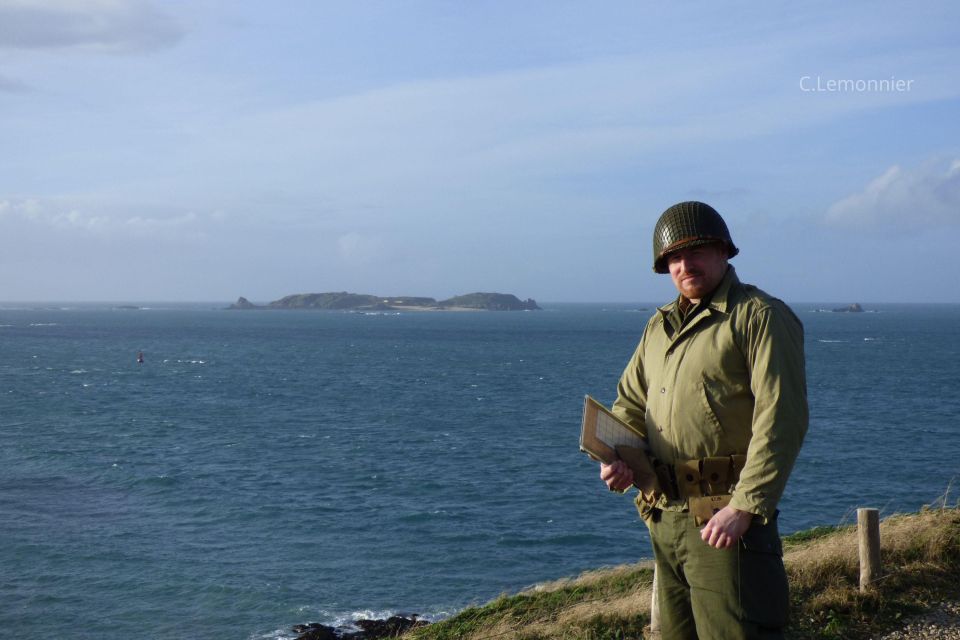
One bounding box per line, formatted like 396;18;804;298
701;505;753;549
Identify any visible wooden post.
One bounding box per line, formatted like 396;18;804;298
649;565;661;637
858;508;881;591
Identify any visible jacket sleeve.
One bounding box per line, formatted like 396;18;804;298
729;303;808;522
611;322;651;439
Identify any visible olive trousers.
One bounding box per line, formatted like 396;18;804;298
647;510;789;640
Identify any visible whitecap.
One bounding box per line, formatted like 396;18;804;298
70;369;87;374
247;629;289;640
325;609;424;630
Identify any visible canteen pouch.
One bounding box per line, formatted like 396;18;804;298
615;445;662;505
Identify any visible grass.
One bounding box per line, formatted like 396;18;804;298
401;505;960;640
785;505;960;639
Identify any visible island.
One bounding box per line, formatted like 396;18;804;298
228;292;541;312
832;303;864;313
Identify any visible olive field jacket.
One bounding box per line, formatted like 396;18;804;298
612;267;808;522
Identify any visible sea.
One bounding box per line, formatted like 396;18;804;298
2;301;959;639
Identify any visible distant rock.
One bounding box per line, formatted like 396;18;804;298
832;303;864;313
228;291;540;311
228;297;260;310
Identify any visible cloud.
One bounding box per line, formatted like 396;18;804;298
0;197;212;237
0;73;30;92
825;159;960;229
0;0;183;53
190;34;959;208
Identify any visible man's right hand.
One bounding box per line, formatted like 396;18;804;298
600;460;634;492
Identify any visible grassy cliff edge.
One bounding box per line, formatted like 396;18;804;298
402;506;960;640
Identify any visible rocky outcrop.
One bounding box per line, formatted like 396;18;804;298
833;303;864;313
292;615;428;640
228;297;260;310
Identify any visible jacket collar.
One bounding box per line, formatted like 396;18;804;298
704;265;738;314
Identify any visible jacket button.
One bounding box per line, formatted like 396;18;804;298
660;387;666;394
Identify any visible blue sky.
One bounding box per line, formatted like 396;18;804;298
1;1;958;303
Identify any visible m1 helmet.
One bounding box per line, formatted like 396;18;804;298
652;201;739;273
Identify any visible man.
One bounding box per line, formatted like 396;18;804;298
600;201;807;640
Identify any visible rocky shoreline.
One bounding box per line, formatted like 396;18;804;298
292;615;428;640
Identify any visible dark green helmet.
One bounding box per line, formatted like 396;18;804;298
652;201;739;273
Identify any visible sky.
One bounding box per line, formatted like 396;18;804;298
1;1;958;303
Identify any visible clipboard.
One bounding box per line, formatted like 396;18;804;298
579;395;647;464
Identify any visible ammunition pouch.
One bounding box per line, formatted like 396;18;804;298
667;454;747;525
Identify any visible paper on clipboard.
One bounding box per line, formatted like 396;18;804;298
579;395;647;464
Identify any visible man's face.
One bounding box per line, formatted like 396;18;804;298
667;242;729;303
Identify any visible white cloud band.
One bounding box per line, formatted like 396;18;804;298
826;159;960;229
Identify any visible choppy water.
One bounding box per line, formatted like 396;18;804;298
1;302;958;639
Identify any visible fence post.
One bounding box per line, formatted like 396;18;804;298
649;564;661;637
857;507;881;591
